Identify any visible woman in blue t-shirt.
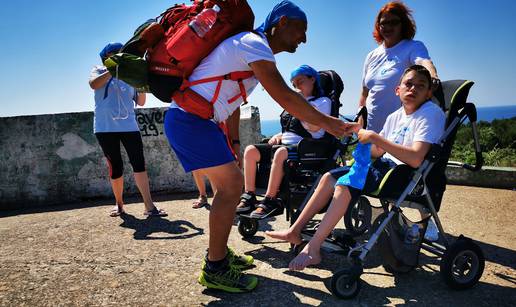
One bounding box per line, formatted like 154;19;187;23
358;2;441;241
89;42;167;217
359;1;440;133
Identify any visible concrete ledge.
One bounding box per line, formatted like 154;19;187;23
445;165;516;189
0;106;262;210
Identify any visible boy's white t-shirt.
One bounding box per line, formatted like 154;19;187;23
171;31;276;123
362;39;431;133
282;96;332;145
380;101;445;165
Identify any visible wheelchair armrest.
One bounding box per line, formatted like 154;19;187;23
373;164;417;198
295;137;338;161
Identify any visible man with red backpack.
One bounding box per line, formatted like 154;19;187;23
164;0;352;292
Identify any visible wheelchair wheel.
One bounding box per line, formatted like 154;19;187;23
331;264;363;299
344;196;372;236
440;236;485;290
237;217;258;238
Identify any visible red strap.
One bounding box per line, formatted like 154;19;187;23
210;80;223;104
218;121;236;158
226;71;254;104
181;75;224;90
227;79;248;104
226;71;254;80
180;70;255;104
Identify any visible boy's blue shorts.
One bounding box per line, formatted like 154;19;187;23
329;157;397;203
164;108;235;173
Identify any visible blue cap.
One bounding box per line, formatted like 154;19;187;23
290;64;322;96
99;42;123;60
256;0;307;33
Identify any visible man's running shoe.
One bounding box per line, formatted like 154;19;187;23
227;247;254;270
198;265;258;293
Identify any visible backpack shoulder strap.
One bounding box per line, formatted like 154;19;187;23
103;77;114;99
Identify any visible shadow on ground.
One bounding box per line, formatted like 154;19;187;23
118;213;204;240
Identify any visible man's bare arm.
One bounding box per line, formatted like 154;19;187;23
250;60;352;137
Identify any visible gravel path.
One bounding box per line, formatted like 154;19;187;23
0;185;514;306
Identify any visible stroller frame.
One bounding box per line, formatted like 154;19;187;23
293;80;486;299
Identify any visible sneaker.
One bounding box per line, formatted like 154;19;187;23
236;192;257;213
198;264;258;293
424;219;439;242
227;247;254;270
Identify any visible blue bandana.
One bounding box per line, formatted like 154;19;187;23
255;0;307;33
290;64;322;96
99;42;123;60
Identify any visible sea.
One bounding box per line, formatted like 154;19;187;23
260;105;516;137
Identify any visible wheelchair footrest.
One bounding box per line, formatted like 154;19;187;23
239;206;284;220
300;229;356;253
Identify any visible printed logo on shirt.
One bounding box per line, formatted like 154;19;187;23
390;126;410;144
380;56;400;76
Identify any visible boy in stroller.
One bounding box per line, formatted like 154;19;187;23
236;65;333;218
266;64;445;270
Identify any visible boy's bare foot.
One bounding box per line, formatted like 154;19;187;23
265;230;302;245
288;243;321;271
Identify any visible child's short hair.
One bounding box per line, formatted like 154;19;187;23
400;64;432;87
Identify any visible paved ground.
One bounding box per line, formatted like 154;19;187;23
0;185;515;306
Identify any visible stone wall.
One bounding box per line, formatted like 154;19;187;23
0;106;261;210
446;165;515;190
1;106;513;210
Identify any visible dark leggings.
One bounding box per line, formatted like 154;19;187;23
95;131;146;179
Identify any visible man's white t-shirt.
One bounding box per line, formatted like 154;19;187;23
282;96;332;145
171;31;275;123
362;39;431;133
380;101;445;165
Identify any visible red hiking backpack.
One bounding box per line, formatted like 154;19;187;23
115;0;255;119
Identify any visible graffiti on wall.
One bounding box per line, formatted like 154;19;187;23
137;110;167;137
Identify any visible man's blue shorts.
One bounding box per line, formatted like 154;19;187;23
164;108;235;173
329;157;397;204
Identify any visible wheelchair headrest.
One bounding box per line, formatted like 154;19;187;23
318;70;344;117
431;79;474;127
432;80;474;112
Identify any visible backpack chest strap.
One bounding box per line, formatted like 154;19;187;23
180;71;254;105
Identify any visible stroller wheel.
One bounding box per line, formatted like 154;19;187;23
237;217;258;238
331;264;363;299
440;236;485;290
344;196;372;236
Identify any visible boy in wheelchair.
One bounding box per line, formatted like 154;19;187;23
266;65;445;270
236;65;333;218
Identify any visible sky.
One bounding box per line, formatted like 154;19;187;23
1;0;515;119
